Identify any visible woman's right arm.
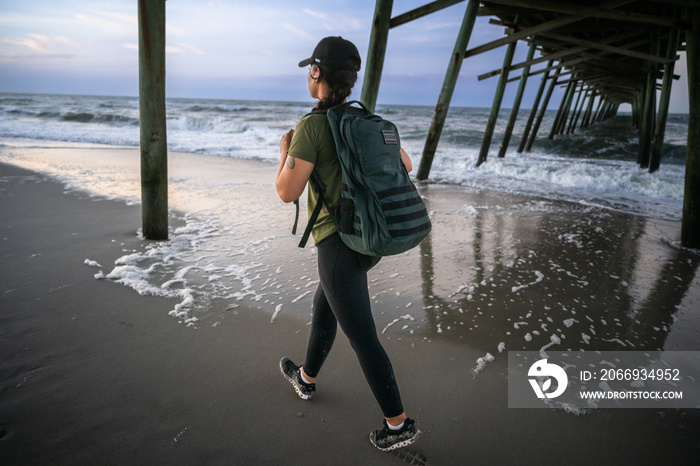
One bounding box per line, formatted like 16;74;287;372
276;129;314;203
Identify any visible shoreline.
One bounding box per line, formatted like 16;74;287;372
1;149;700;464
0;136;686;224
0;142;698;348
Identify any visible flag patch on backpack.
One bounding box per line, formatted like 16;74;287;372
381;130;397;145
297;101;431;257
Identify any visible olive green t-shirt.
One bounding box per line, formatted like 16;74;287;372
287;113;342;245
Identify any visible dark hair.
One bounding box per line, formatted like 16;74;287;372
314;63;359;111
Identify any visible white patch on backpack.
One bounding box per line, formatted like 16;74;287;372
381;130;397;145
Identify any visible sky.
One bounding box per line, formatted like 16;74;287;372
0;0;690;112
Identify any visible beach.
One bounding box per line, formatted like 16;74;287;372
1;142;699;464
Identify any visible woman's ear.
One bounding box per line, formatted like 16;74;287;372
311;65;321;82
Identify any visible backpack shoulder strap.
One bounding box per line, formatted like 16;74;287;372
297;170;327;248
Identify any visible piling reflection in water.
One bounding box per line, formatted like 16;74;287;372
414;183;700;353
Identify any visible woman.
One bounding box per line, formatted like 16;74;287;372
275;36;420;452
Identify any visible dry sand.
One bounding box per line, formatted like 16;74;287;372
1;153;699;465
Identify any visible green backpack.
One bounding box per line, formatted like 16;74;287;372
294;101;431;257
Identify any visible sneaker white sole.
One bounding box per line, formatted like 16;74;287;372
279;361;312;400
370;429;421;452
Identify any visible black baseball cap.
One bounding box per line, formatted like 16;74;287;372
298;36;361;72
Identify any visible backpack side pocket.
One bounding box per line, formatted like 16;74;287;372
335;197;357;235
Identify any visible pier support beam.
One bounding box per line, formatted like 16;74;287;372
361;0;393;113
498;42;536;157
650;28;681;173
581;90;597;128
517;60;553;153
682;8;700;248
525;66;562;152
417;0;479;180
557;78;578;135
138;0;168;240
549;79;574;138
593;97;606;124
566;85;585;134
477;21;518;167
638;35;660;168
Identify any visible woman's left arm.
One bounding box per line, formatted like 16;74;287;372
400;148;413;173
276;129;315;203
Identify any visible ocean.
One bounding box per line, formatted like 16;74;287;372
0;92;687;221
1;92;696;354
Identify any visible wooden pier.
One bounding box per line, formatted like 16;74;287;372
360;0;700;249
136;1;699;248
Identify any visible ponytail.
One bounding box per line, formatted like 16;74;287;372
314;64;359;111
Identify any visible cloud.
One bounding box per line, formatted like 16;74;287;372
166;23;187;37
53;35;81;48
283;24;314;41
123;43;205;55
173;43;205;55
166;43;205;55
302;8;331;22
4;34;52;53
123;42;205;56
92;11;137;25
0;51;76;66
75;10;136;35
301;8;363;33
4;33;84;56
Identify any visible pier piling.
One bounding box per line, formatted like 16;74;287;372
417;0;479;180
567;85;584;134
526;66;562;152
581;90;597;129
138;0;168;240
682;7;700;249
650;28;681;173
361;0;393;113
498;42;536;158
638;31;661;169
477;20;518;167
517;60;553;153
549;79;573;139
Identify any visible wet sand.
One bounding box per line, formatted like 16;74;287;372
1;151;699;465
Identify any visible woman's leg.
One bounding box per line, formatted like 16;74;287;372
302;283;337;378
316;234;404;418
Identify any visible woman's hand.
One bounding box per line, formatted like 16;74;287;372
280;129;294;158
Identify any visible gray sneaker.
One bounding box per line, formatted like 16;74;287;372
279;357;315;400
369;418;421;451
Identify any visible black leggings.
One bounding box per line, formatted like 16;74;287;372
303;233;404;418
